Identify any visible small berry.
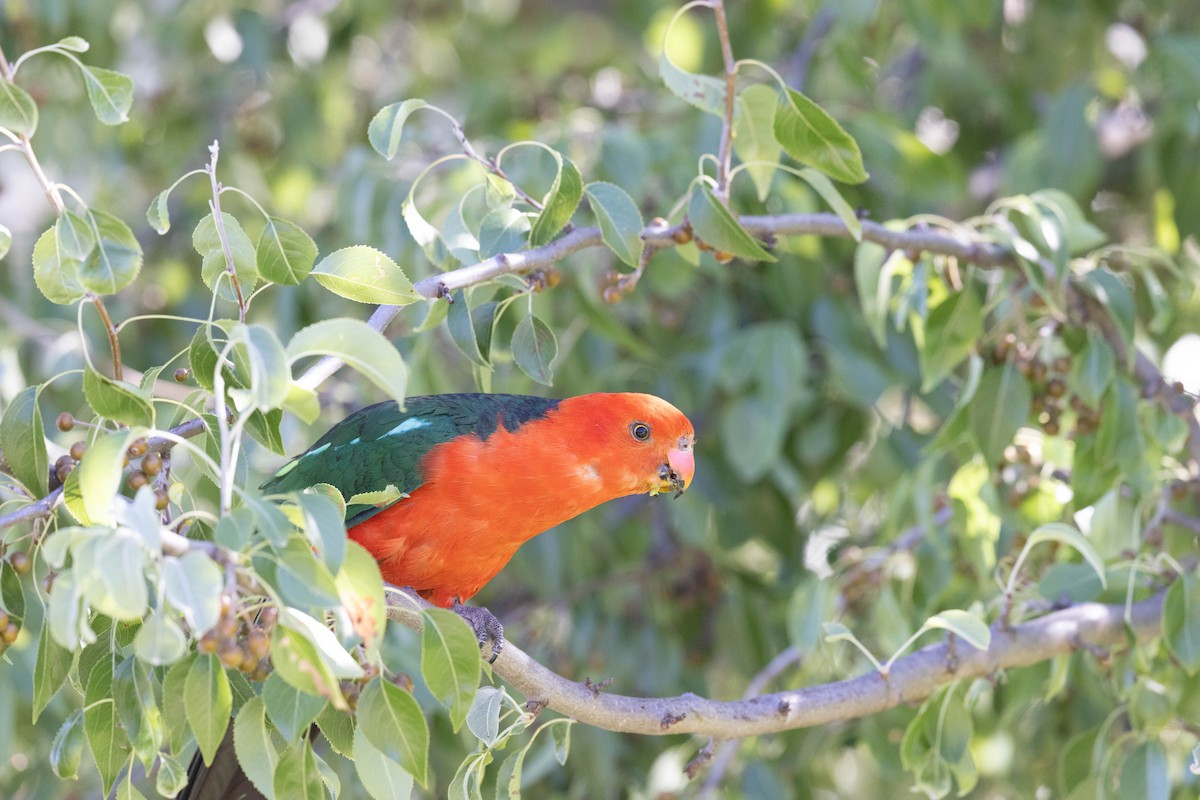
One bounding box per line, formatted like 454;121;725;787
247;629;270;659
1046;379;1066;398
712;250;734;264
217;615;239;640
542;269;561;289
142;451;163;476
173;368;190;383
258;607;278;629
250;663;272;682
1030;362;1048;382
154;489;170;511
1044;420;1061;436
198;633;220;654
127;439;148;458
9;551;31;575
239;655;259;674
56;413;75;432
672;226;693;245
602;286;623;304
218;640;244;669
695;239;712;252
1052;356;1071;373
128;471;149;491
69;441;87;461
0;610;8;630
1;622;18;644
1030;396;1045;414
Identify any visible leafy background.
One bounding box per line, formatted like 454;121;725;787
1;0;1199;798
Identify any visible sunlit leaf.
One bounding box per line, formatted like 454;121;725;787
774;87;868;184
78;64;134;125
0;79;38;135
368;99;429;160
258;217;318;285
311;246;420;304
687;185;775;262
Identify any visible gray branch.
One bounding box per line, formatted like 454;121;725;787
386;587;1164;738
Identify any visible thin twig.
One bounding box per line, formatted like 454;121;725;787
205;141;247;323
711;0;738;203
0;45;65;214
90;295;123;381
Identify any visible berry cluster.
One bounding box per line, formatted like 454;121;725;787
53;416;172;510
198;598;275;681
984;334;1102;438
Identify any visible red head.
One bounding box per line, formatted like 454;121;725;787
558;393;696;499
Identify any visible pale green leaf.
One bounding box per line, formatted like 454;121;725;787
311;246;420;304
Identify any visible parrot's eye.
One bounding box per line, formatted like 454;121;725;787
630;421;651;441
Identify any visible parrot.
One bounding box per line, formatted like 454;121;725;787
181;392;695;800
262;391;696;657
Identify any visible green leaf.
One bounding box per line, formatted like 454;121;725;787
687;185;775;262
796;166;862;241
287;318;408;406
311;245;420;304
54;35;90;52
84;658;129;794
258;217;318;285
466;686;504;747
83;367;154;427
316;704;356;757
133;609;187;665
733;83;782;201
335;541;387;649
919;289;983;392
478;207;530;259
195;212;258;301
245;407;286;455
774;87;868;184
162;653;196;753
1031;189;1106;254
0;223;10;259
113;656;163;770
529;155;582;246
921;609;991;651
271;609;362;705
298;491;347;574
353;720;415;800
1164;574;1200;677
156;752;189;799
56;210;96;260
47;570;93;650
34;621;72;720
76;429;133;525
32;224;87;304
1038;563;1104;603
78;64;134;124
230;323;290;409
78;209;142;295
421;608;481;731
147;187;172;234
50;710;85;779
0;79;38;135
511;313;557;386
273;537;341;608
1;385;48;497
186;653;233;766
263;672;327;742
1070;334;1115;408
162;550;223;635
233;696;281;800
446;290;490;367
1017;523;1108;590
368;99;429;160
274;740;325;800
584;181;644;268
1117;741;1168;800
73;527;149;619
967;362;1031;465
358;678;430;787
658;49;724;117
1079;268;1134;351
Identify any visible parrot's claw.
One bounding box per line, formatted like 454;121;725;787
452;601;504;664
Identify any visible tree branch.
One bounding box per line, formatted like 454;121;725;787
386;586;1165;738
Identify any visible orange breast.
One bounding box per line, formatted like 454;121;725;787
348;412;619;607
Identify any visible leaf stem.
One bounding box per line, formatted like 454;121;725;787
90;295;123;381
205;141;247;323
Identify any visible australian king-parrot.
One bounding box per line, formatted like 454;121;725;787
262;391;696;657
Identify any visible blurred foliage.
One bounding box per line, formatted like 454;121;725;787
1;0;1200;798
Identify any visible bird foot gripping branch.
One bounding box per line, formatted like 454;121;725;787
452;601;505;663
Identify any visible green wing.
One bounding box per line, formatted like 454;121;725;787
261;394;560;526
